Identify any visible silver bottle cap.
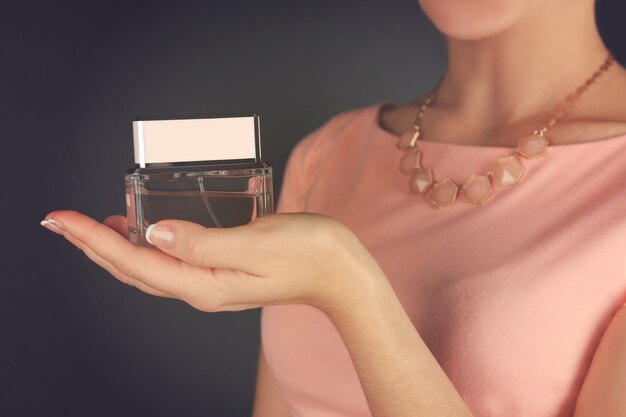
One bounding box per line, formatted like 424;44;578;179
132;114;261;167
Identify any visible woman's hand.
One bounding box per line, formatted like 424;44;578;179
40;210;384;316
41;210;478;417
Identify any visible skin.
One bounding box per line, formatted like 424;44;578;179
41;211;473;417
42;0;626;415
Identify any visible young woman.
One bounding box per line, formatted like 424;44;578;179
41;0;626;416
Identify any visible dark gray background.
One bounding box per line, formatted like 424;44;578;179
1;0;624;416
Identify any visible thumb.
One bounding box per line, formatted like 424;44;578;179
145;219;265;274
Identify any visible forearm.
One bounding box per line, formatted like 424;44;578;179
323;270;474;417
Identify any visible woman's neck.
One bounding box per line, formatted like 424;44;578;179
437;0;611;130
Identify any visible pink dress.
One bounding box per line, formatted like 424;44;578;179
260;102;626;417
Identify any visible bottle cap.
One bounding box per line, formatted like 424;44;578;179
132;114;261;167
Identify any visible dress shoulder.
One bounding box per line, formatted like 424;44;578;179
275;103;379;213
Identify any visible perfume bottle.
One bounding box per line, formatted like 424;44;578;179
125;114;274;246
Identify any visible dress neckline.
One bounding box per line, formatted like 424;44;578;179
372;100;626;151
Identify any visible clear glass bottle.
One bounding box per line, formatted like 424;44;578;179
125;114;273;246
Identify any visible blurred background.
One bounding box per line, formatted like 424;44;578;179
1;0;624;416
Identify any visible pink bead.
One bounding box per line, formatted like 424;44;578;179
492;155;525;186
430;179;459;208
408;167;433;195
399;148;422;175
462;174;493;204
517;134;548;159
396;130;420;151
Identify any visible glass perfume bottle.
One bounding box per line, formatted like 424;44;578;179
125;114;274;246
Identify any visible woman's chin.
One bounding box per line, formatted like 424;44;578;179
418;0;526;41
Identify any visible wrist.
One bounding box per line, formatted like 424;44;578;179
304;217;390;320
317;261;390;325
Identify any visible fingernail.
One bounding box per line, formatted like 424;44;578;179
40;218;67;234
145;223;174;248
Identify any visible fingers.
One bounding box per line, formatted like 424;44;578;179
103;215;128;237
43;210;206;299
145;218;269;275
64;232;173;298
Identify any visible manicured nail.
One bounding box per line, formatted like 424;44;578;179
145;223;174;248
40;218;67;234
